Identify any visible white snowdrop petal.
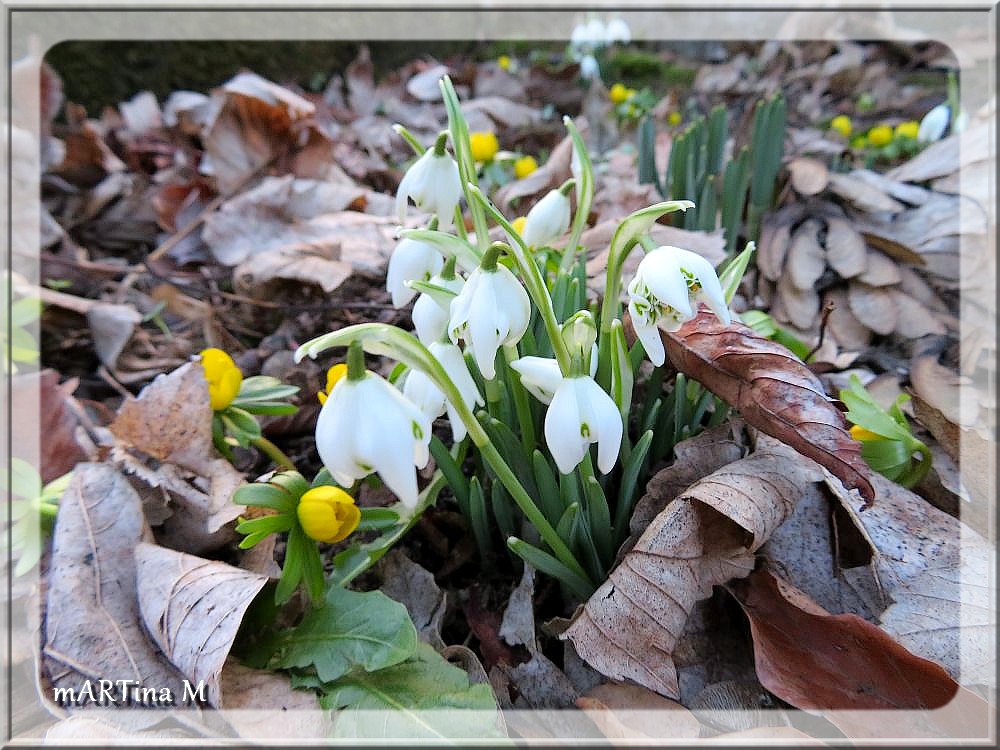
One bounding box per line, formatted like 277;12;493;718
628;299;666;366
545;379;588;474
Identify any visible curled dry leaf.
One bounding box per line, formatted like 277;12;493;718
729;569;991;740
856;248;902;287
846;282;896;336
135;542;268;708
219;661;332;740
776;267;821;330
35;369;88;483
563;441;825;699
577;682;701;740
379;550;448;650
43;464;187;730
786;156;829;196
632;309;876;506
891;290;947;338
785;219;826;291
109;361;244;554
828;171;905;213
910;346;978;427
823;288;871;350
824;216;868;279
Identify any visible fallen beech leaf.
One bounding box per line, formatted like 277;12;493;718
577;682;700;740
787;157;828;196
135;543;268;708
87;302;142;368
828;171;905;213
494;133;573;212
856;248;902;287
564;441;824;698
891;291;947;338
406;63;449;102
690;679;789;733
34;370;87;483
462;96;540;130
823;288;871;350
824;217;868;279
910;346;977;427
786;219;826;291
109;361;244;554
219;661;333;740
757;206;805;282
42;464;187;729
730;569;991;739
234;246;354;295
847;282;897;336
633;309;876;506
776;271;821;330
379;550;447;650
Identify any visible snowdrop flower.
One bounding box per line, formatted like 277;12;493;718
403;341;483;442
627;245;731;366
579;54;600;82
521;180;573;248
449;245;531;379
386;235;443;308
396;133;462;229
316;364;431;508
410;261;465;345
917;103;949;143
604;17;631;45
545;375;622;475
511;350;596;405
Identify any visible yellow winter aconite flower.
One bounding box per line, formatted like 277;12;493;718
667;111;682;127
200;348;242;411
894;120;920;140
867;124;893;147
296;486;360;544
498;55;511;71
513;155;538;179
850;424;882;442
609;82;632;104
830;115;853;137
469;131;499;163
317;363;347;405
511;216;528;235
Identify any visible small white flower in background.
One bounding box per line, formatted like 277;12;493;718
545;375;623;475
917;103;950;143
604;17;631;44
395;137;462;229
521;183;572;248
449;264;530;380
511;350;596;405
403;341;483;443
579;54;600;81
627;245;731;366
386;237;443;308
316;372;431;507
411;272;464;345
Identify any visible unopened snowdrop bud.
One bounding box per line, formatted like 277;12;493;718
521;180;574;248
449;243;531;379
411;257;464;345
395;132;462;228
315;342;431;507
917;103;950;143
386;233;443;308
560;310;597;371
403;341;483;443
627;245;730;366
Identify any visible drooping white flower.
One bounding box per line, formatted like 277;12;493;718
402;341;483;443
386;237;443;308
395;145;462;228
545;375;623;475
316;372;431;507
521;187;571;248
604;17;631;44
917;103;950;143
411;273;464;344
511;351;597;405
449;264;530;379
626;245;731;366
579;54;600;81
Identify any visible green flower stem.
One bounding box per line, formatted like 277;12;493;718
503;344;536;453
638;234;658;252
250;436;297;471
466;186;573;376
440;76;490;255
346;340;366;381
392;124;426;157
295;323;591;586
560;117;594;274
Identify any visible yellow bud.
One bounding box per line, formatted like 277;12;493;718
469;131;499;163
200;348;242;411
850;424;882;442
513;155;538;180
867;124;893;147
830;114;853;137
609;82;630;104
894;120;919;140
296;486;361;544
667;111;682;127
498;55;511;71
850;135;867;149
318;363;347;405
511;216;528;235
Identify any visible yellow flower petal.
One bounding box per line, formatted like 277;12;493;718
511;216;528;235
850;425;882;442
498;55;511;71
513;155;538;180
894;120;919;140
609;82;630;104
667;111;682;127
318;363;347;404
469;131;499;163
296;486;360;544
867;124;893;147
830;114;853;137
200;348;243;411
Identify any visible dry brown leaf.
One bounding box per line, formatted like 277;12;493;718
134;543;268;708
109;361;244;554
34;370;88;483
824;216;867;279
379;550;447;650
689;679;790;734
218;661;333;740
846;282;897;336
234;246;355;295
43;464;187;729
87;302;142;369
786;219;826;291
406;63;449;101
828;171;905;213
564;441;825;698
494;133;573;212
643;309;875;505
775;269;820;330
577;682;701;740
823;288;871;350
756;219;791;282
860;230;928;267
787;157;829;195
891;290;947;338
910;347;978;428
730;569;991;740
462;96;539;130
856;248;902;287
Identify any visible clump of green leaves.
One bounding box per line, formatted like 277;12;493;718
840;375;932;488
2;459;69;576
